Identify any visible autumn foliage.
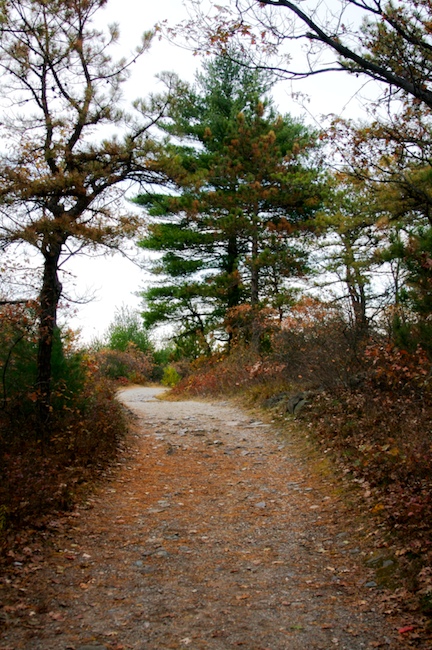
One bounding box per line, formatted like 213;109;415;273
307;344;432;534
92;344;155;384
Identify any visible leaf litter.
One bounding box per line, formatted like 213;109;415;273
0;385;425;649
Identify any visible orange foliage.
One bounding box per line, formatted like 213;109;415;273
281;297;339;332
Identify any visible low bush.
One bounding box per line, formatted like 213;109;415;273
0;311;128;544
161;365;181;387
0;373;127;539
92;343;154;384
301;344;432;539
175;348;253;396
272;298;364;389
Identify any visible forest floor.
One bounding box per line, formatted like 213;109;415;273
0;385;422;649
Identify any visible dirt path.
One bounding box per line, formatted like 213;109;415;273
0;386;407;649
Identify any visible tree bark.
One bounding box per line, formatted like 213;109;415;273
250;218;261;351
36;239;63;437
250;222;259;307
225;235;242;348
226;235;241;310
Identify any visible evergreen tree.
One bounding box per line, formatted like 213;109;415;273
106;306;153;353
136;53;325;348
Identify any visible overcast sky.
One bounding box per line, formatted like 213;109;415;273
65;0;375;345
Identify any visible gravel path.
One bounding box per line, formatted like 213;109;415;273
0;386;405;649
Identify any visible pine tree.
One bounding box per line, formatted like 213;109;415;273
136;53;325;350
0;0;175;430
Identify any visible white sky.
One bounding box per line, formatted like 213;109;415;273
65;0;376;344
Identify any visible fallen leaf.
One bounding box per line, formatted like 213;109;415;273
398;625;415;634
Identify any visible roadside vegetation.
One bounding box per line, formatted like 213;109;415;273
0;302;182;549
0;303;128;546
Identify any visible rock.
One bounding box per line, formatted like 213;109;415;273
365;553;395;569
286;394;307;415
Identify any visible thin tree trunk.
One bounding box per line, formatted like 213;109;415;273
36;241;63;437
342;235;368;347
226;235;241;348
250;230;259;307
250;219;260;351
226;235;241;309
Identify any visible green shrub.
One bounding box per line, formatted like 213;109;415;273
106;306;153;353
161;365;181;387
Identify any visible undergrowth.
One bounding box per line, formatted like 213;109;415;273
0;381;127;541
0;314;129;552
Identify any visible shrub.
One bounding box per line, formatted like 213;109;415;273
365;342;431;394
224;304;278;352
106;305;153;353
175;345;264;397
92;344;154;384
300;343;432;543
0;310;129;540
161;365;181;387
273;298;364;389
0;372;128;534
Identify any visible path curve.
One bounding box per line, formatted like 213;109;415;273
0;386;403;649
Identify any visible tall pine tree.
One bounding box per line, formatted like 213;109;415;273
136;53;325;350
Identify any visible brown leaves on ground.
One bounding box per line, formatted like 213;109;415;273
0;386;430;649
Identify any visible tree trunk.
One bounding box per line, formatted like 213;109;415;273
250;230;259;307
225;235;241;348
226;235;241;310
346;268;368;343
250;222;261;351
36;241;63;437
342;235;368;348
